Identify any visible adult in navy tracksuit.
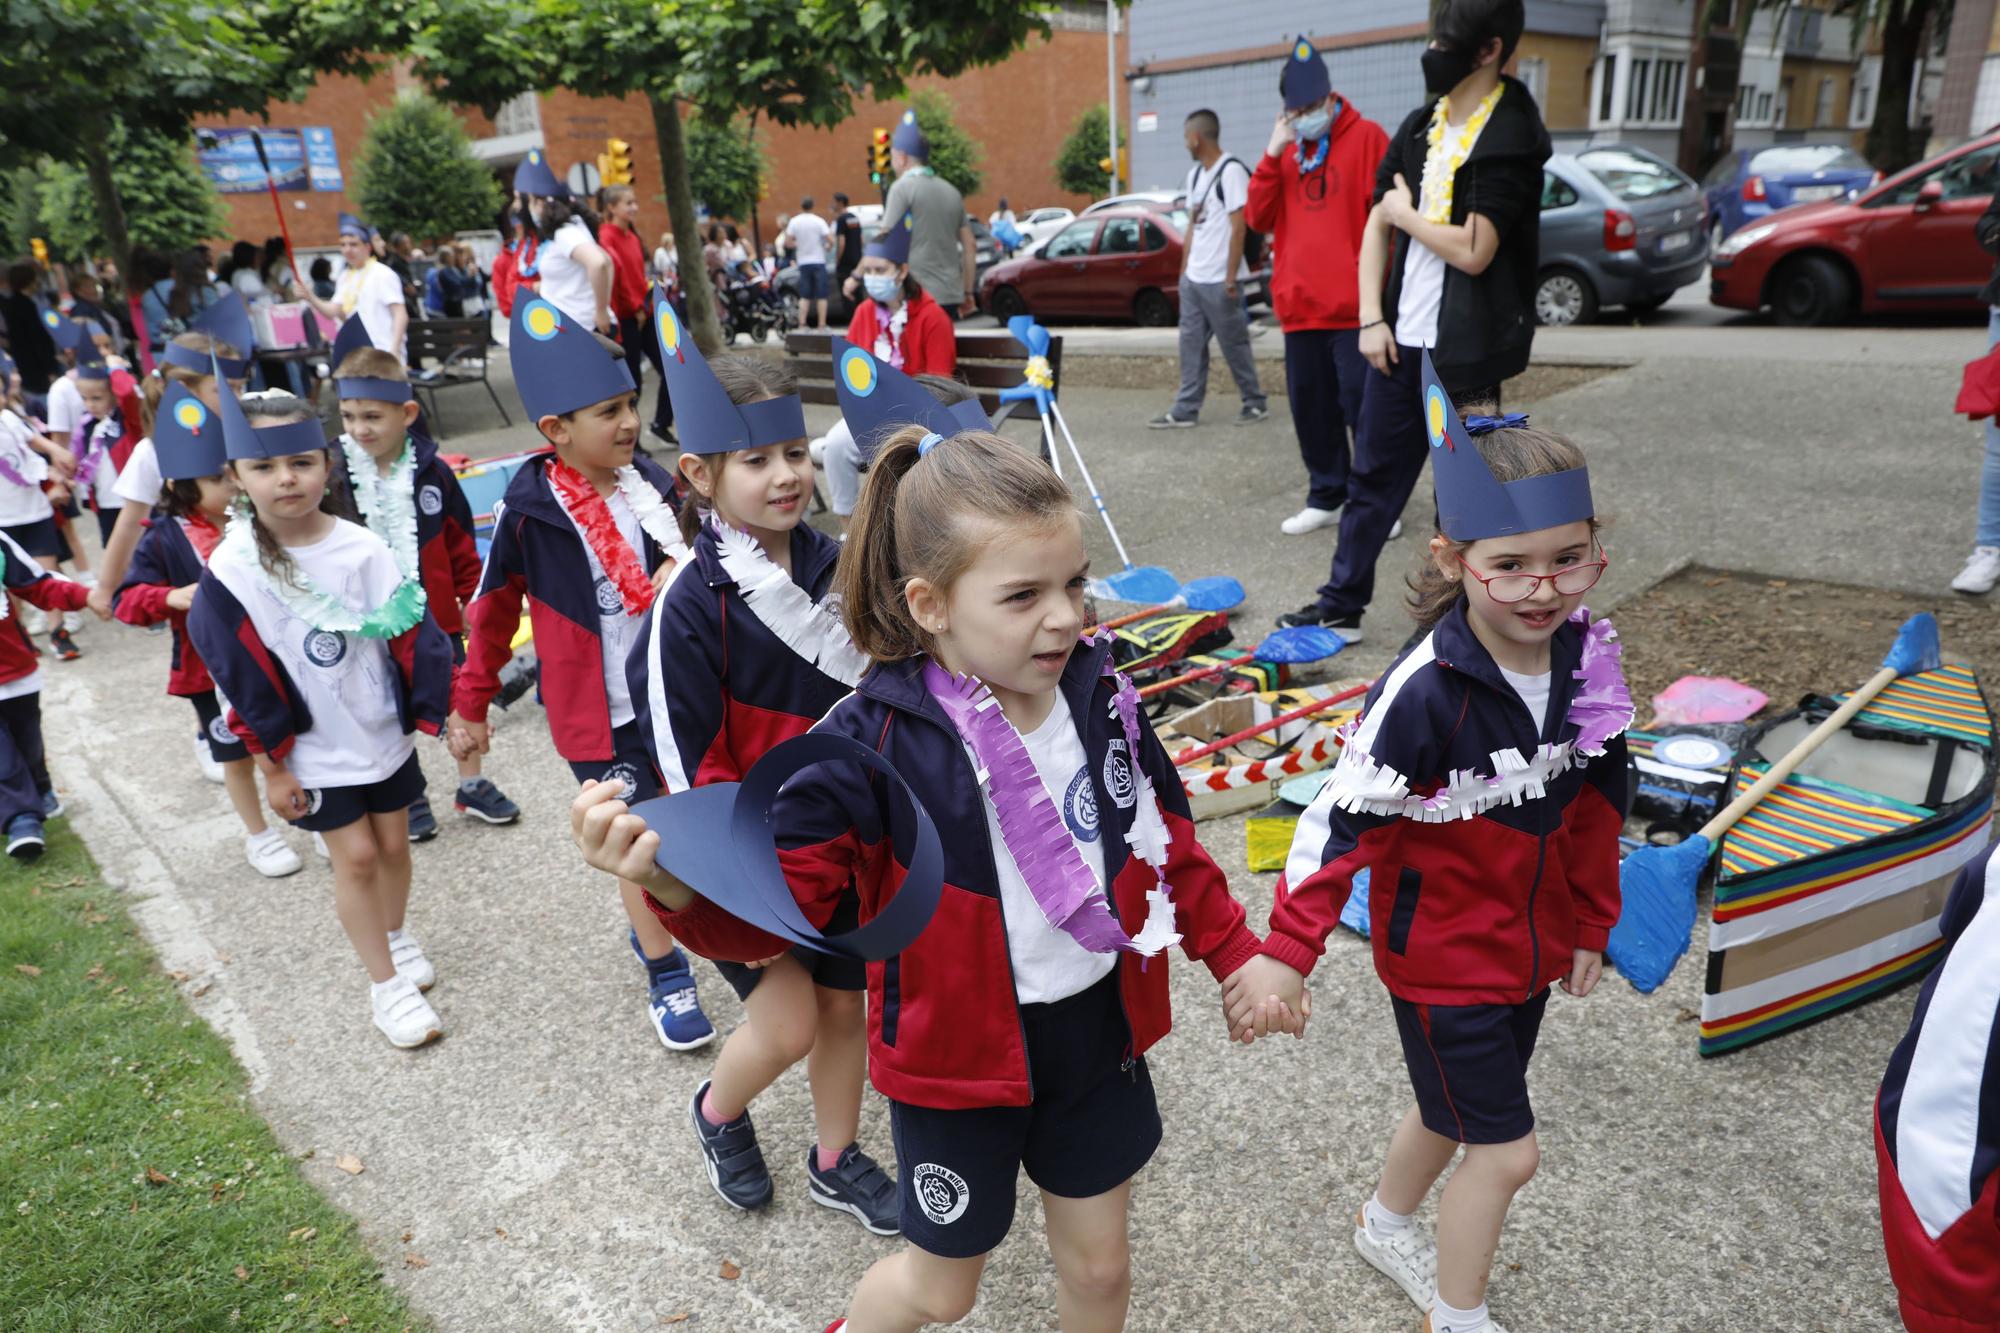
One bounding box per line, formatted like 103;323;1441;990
1875;841;2000;1332
0;531;95;859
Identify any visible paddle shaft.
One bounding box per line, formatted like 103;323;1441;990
1140;651;1255;698
251;132;307;292
1049;400;1136;569
1105;599;1189;631
1172;682;1371;767
1695;665;1900;843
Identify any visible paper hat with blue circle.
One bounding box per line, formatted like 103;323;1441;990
890;107;928;157
152;381;227;481
337;211;370;240
627;730;943;961
74;343;110;382
513;147;567;198
1423;349;1592;541
163;294;255;378
864;212;915;265
1281;35;1332;110
512;296;634;422
831;337;987;455
653;286;805;455
213;354;328;462
39;305;84;351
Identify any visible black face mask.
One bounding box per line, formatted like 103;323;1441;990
1422;44;1480;96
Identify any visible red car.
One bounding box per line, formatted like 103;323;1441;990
1709;129;2000;325
979;206;1189;326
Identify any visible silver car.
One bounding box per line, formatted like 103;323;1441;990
1535;146;1709;325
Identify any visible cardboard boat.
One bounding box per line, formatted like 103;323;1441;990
1161;681;1367;821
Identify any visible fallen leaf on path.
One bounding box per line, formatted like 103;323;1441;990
719;1260;741;1280
400;1231;412;1243
661;1316;690;1325
214;952;233;964
14;964;40;977
494;1227;507;1239
334;1154;364;1176
332;1319;350;1328
144;1167;172;1185
84;964;103;981
289;1226;317;1242
167;970;190;982
233;1265;248;1281
110;986;127;995
403;1253;429;1269
191;984;212;998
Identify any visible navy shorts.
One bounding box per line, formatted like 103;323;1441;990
1392;988;1551;1145
290;750;426;833
796;262;830;301
2;516;63;560
713;895;865;1000
189;690;248;764
566;720;660;804
889;971;1161;1258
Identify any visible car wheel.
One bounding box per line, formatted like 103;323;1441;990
1133;287;1175;327
1533;267;1598;327
1770;254;1853;327
987;285;1027;321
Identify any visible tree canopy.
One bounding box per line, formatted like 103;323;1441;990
1055;103;1111;199
686;117;769;223
353;91;504;242
904;88;984;198
13;124;227;262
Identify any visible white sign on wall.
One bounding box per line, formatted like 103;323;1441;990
1136;111;1158;133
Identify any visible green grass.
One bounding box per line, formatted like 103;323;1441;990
0;828;422;1331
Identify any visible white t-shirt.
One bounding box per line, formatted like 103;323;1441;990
653;246;678;281
44;376;82;440
207;519;415;788
0;412;52;528
1500;666;1553;737
232;268;270;305
785;213;831;266
972;692;1119;1005
114;436;162;509
334;259;405;356
536;219;599;326
1395;112;1489;350
552;477;645;728
1183;156;1252;285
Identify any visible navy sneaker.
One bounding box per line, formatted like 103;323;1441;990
806;1144;900;1236
406;796;440;843
453;777;520;825
631;934;715;1050
688;1078;774;1211
40;789;62;819
7;814;45;862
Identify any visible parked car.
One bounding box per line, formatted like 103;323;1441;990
1012;206;1076;249
1702;143;1878;245
965;215;1001;279
1533;146;1709;326
979;207;1189;325
1082;190;1183;216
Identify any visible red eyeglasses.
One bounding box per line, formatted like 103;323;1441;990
1455;551;1608;604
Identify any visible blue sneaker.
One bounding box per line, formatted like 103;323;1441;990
453;777;520;825
406;796;440;843
631;934;715;1051
40;789;62;819
7;814;45;862
806;1144;901;1236
689;1078;773;1210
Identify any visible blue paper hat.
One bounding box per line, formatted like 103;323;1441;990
191;292;256;369
890;107;928;158
152;382;227;481
513;147;567;198
1281;35;1332;110
328;313;375;373
1423;349;1593;541
864;212;914;264
653;287;805;455
831;337;987;455
628;731;943;960
39;305;83;351
74;344;110;382
213;355;327;462
512;296;634;422
336;211;370;240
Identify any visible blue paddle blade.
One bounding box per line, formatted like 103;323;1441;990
1881;612;1942;676
1007;314;1051;359
1177;576;1245;613
1605;834;1709;993
1091;566;1182;604
1251;625;1349;663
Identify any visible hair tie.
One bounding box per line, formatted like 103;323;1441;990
917;431;943;456
1464;412;1530;436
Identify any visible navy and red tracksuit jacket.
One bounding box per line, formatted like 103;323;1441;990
453;451;681;762
0;533;89;686
1263;599;1629;1005
1244;96;1390;332
629;520;852;793
112;514;223;695
332;433;482;635
651;633;1264;1111
1875;841;2000;1333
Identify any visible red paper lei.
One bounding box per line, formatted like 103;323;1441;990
546;457;655;615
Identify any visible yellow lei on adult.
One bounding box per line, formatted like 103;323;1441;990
1419;83;1506;225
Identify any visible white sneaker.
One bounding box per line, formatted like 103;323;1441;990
23;607;47;635
1281;505;1341;536
196;735;224;784
244;829;302;878
389;930;436;991
1353;1205;1437;1313
370;973;442;1048
1424;1312;1509;1333
60;610;82;633
1952;546;2000;595
312;831;329;859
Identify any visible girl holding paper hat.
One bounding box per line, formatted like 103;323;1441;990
1254;352;1631;1333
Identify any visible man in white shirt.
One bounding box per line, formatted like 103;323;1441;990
302;215;407;360
784;198;833;331
1150;109;1267;429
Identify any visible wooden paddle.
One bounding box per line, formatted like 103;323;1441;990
1171;682;1372;767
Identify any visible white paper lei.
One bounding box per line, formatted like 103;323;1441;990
709;518;868;685
871;301;911;369
614;466;691;568
340;435;420;580
213;506;427;636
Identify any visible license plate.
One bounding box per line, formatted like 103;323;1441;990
1658;229;1693;253
1793;184;1844;202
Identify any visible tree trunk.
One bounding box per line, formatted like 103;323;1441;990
78;121;149;371
648;92;724;357
1868;0;1930;175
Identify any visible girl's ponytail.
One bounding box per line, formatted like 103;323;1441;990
835;427;929;663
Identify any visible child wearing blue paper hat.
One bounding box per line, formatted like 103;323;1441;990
112;382;302;878
0;522;100;860
1252;353;1631;1333
187;382;454;1048
449;295;716;1053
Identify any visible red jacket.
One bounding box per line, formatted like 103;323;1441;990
493;237;538;318
113;513;223;695
597;222;647;323
845;290;955;377
0;534;90;687
1245;97;1389;332
650;635;1263;1111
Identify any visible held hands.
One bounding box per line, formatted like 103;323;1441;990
85;584;114;621
1561;948;1604;999
164;584;197;613
446;712;489;761
264;768;308;821
1221;956;1311;1045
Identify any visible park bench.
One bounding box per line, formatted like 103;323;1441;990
781;328;1062;431
407;316;509;440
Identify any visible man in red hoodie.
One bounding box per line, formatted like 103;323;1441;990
1246;36;1389;539
598;185;651;420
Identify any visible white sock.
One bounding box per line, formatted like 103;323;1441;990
1363;1191;1414;1238
1432;1296;1488;1332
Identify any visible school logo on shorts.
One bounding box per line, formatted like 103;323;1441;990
1063;765;1100;843
302;788;324;816
601;761;639;802
418;484;443;516
593;576;623;615
912;1162;969;1226
1102;738;1136;809
207;713;236;747
302;628;348;668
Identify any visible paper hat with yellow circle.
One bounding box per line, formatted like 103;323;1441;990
510;296;634;422
890;107;928;158
1281;35;1332;110
831;336;987;457
864;211;915;265
512;148;567;198
652;284;805;456
1423;349;1592;541
153;381;228;481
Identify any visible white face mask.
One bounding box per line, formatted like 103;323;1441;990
863;274;902;304
1292;107;1333;142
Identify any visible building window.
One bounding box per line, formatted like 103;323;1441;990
494;93;541;139
1627;57;1652;120
1651;59;1685;122
1598;52;1617;122
1517;56;1548;108
1757;90;1774;121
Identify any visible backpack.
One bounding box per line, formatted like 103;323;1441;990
1186;157;1267;269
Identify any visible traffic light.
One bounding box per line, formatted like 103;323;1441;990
600;137;634;187
869;128;891;185
28;238;47;266
1097;148;1129;190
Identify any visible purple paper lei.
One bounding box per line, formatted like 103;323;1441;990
1566;606;1634;756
